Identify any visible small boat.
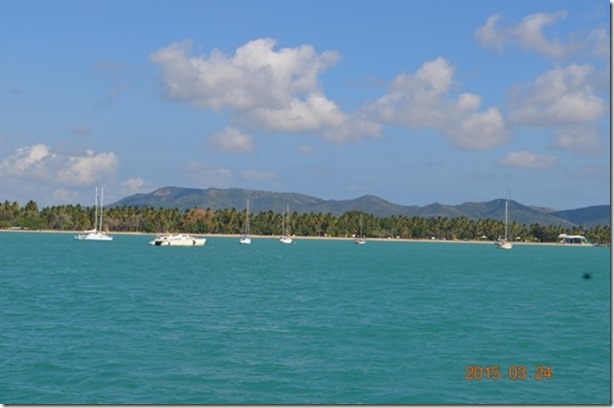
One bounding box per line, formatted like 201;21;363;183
239;199;251;245
495;194;512;250
149;233;206;247
354;214;366;245
279;204;293;244
75;187;113;241
558;234;593;245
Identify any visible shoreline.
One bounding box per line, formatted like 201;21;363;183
0;228;603;247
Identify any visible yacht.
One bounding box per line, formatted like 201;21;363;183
75;187;113;241
239;199;251;245
149;233;206;247
279;204;293;244
495;195;512;250
354;214;366;244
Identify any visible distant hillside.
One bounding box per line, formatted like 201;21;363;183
551;205;611;228
110;186;610;228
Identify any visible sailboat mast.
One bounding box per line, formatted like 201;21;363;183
94;187;99;231
246;198;250;234
504;199;508;241
100;187;104;232
286;204;290;235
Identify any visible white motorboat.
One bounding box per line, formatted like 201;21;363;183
75;187;113;241
149;233;206;247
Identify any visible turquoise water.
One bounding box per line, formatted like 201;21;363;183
0;232;610;404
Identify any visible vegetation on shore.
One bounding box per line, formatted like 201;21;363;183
0;200;610;245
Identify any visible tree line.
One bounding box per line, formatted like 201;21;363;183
0;199;610;244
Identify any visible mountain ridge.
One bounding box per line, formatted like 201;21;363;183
110;186;610;228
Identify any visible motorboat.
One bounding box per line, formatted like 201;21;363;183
149;233;206;247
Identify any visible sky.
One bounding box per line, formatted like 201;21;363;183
0;0;610;211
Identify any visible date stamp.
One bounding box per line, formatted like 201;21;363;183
465;365;552;381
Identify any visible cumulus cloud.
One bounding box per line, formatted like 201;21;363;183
0;144;119;186
150;38;339;110
123;177;146;191
368;57;510;149
553;126;602;154
150;38;380;143
508;64;606;154
474;14;505;52
501;151;559;168
208;127;255;153
475;11;597;59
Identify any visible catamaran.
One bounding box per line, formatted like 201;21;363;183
149;233;206;246
75;187;113;241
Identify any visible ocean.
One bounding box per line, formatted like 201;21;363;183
0;232;610;404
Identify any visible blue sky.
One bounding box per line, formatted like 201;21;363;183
0;0;610;210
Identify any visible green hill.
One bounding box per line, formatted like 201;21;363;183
110;186;610;228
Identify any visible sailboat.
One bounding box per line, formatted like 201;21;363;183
75;187;113;241
239;198;252;245
495;194;512;250
279;204;293;244
354;214;366;244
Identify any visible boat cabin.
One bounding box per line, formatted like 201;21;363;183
558;234;590;245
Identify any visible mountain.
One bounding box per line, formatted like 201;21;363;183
551;206;611;228
110;186;610;228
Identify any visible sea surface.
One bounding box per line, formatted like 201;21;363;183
0;232;610;404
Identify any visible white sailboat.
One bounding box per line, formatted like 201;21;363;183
239;198;252;245
279;204;293;244
75;187;113;241
495;194;512;250
354;214;366;244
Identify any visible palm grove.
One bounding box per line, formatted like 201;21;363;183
0;200;609;244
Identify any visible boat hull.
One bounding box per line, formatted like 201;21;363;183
149;234;206;247
75;231;113;241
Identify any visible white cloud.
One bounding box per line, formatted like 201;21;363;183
150;38;380;143
150;38;339;111
0;144;119;186
369;58;510;149
553;126;602;154
508;64;606;154
476;11;598;59
501;151;559;168
208;127;254;153
123;177;146;191
474;14;505;52
510;64;606;126
511;11;571;58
